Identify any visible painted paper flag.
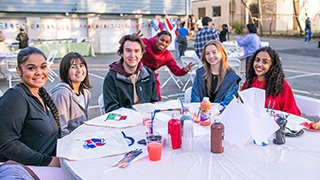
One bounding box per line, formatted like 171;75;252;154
57;130;130;160
106;113;127;121
86;108;141;128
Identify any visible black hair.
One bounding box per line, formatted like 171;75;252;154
157;31;172;42
17;47;61;138
222;24;228;28
202;16;212;26
117;34;146;56
181;22;185;28
59;52;92;93
245;46;284;98
246;23;257;33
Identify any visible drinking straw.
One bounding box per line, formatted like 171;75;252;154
178;94;185;113
266;100;271;112
270;101;275;115
150;110;157;134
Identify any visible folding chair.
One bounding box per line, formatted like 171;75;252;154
47;50;58;83
222;42;238;53
184;50;202;66
5;56;19;88
228;58;245;89
260;41;270;47
160;66;183;89
184;87;192;104
228;58;241;74
180;56;200;91
294;94;320;118
98;93;105;115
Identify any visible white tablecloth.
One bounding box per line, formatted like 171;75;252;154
61;109;320;180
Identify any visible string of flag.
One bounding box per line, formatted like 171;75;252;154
251;16;320;21
0;18;178;30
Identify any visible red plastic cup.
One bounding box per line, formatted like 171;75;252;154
146;135;163;161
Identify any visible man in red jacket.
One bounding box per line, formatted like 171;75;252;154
138;30;195;100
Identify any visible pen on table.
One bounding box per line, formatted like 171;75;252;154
232;94;239;102
270;101;275;115
266;100;271;112
236;91;244;103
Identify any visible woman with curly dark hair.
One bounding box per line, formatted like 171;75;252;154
241;46;300;116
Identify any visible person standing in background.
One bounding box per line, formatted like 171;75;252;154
236;23;261;72
16;28;29;49
219;24;228;43
305;17;312;44
194;16;220;59
174;24;180;59
177;22;189;57
0;31;5;42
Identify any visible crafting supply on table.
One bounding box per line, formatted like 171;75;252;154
200;97;212;126
113;149;143;168
211;116;224;153
168;114;181;149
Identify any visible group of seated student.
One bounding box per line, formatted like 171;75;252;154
0;31;300;170
191;40;300;116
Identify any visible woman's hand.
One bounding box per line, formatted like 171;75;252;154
48;157;60;167
184;62;196;73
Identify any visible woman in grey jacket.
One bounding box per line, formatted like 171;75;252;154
51;52;92;137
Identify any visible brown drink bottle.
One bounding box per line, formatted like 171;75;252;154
210;116;224;153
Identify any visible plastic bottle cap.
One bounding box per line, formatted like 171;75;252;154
203;97;209;101
214;116;220;123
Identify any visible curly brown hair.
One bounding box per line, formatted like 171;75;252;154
245;46;284;98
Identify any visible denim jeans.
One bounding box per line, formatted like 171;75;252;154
305;28;312;42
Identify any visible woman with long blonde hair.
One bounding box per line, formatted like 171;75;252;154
191;40;241;103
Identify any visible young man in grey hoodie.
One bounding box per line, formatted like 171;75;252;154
103;34;158;113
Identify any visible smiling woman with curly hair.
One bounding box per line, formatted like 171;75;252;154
241;46;301;116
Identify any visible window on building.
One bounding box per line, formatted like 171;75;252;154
212;6;221;17
198;8;205;19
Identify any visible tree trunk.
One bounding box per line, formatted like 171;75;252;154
293;0;303;35
258;0;263;35
241;0;254;23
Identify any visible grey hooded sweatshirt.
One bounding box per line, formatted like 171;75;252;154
51;82;91;137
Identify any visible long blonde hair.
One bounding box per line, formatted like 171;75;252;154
201;40;230;97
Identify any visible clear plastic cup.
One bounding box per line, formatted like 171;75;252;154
146;134;163;161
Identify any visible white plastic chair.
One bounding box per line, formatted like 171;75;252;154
184;87;192;104
228;58;241;74
98;93;105;115
184;50;202;66
222;41;238;53
294;94;320;118
47;50;58;83
5;56;19;88
180;56;199;91
160;66;183;90
260;41;270;47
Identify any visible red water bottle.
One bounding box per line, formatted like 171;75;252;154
168;114;181;149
